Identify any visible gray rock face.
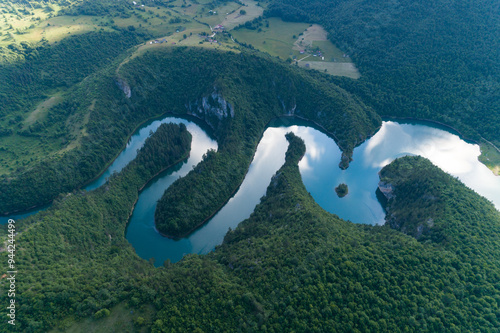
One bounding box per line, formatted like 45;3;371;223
378;181;395;200
186;87;234;129
200;91;235;119
115;78;131;98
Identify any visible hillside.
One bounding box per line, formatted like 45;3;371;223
266;0;500;148
3;134;500;331
126;48;380;238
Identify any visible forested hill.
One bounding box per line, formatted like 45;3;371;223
266;0;500;146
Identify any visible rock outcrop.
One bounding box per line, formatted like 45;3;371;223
115;78;131;98
377;181;395;200
186;87;234;130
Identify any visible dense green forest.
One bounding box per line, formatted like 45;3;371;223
0;36;138;213
0;31;143;117
0;122;191;332
265;0;500;146
3;134;500;331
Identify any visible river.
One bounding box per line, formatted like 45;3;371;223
2;116;499;266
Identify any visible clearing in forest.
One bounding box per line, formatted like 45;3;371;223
217;0;263;30
23;94;62;128
232;20;361;79
231;17;308;59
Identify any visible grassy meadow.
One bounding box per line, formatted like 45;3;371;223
231;17;308;59
231;19;361;78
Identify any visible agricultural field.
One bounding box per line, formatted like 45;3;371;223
196;1;242;27
217;0;263;30
165;0;262;30
232;20;361;78
231;17;308;59
0;2;202;46
298;61;361;79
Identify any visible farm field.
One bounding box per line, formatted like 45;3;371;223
218;0;263;30
195;1;242;27
298;61;361;79
232;20;361;78
0;3;201;46
231;17;308;59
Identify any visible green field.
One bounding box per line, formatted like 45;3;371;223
0;2;204;46
298;61;361;79
231;17;308;59
310;40;351;62
231;18;361;78
196;2;242;27
479;142;500;176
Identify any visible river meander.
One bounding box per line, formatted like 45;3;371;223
3;116;499;266
124;116;500;265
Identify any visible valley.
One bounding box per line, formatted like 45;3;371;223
0;0;499;331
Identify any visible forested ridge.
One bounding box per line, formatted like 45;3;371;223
2;134;500;331
265;0;500;146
